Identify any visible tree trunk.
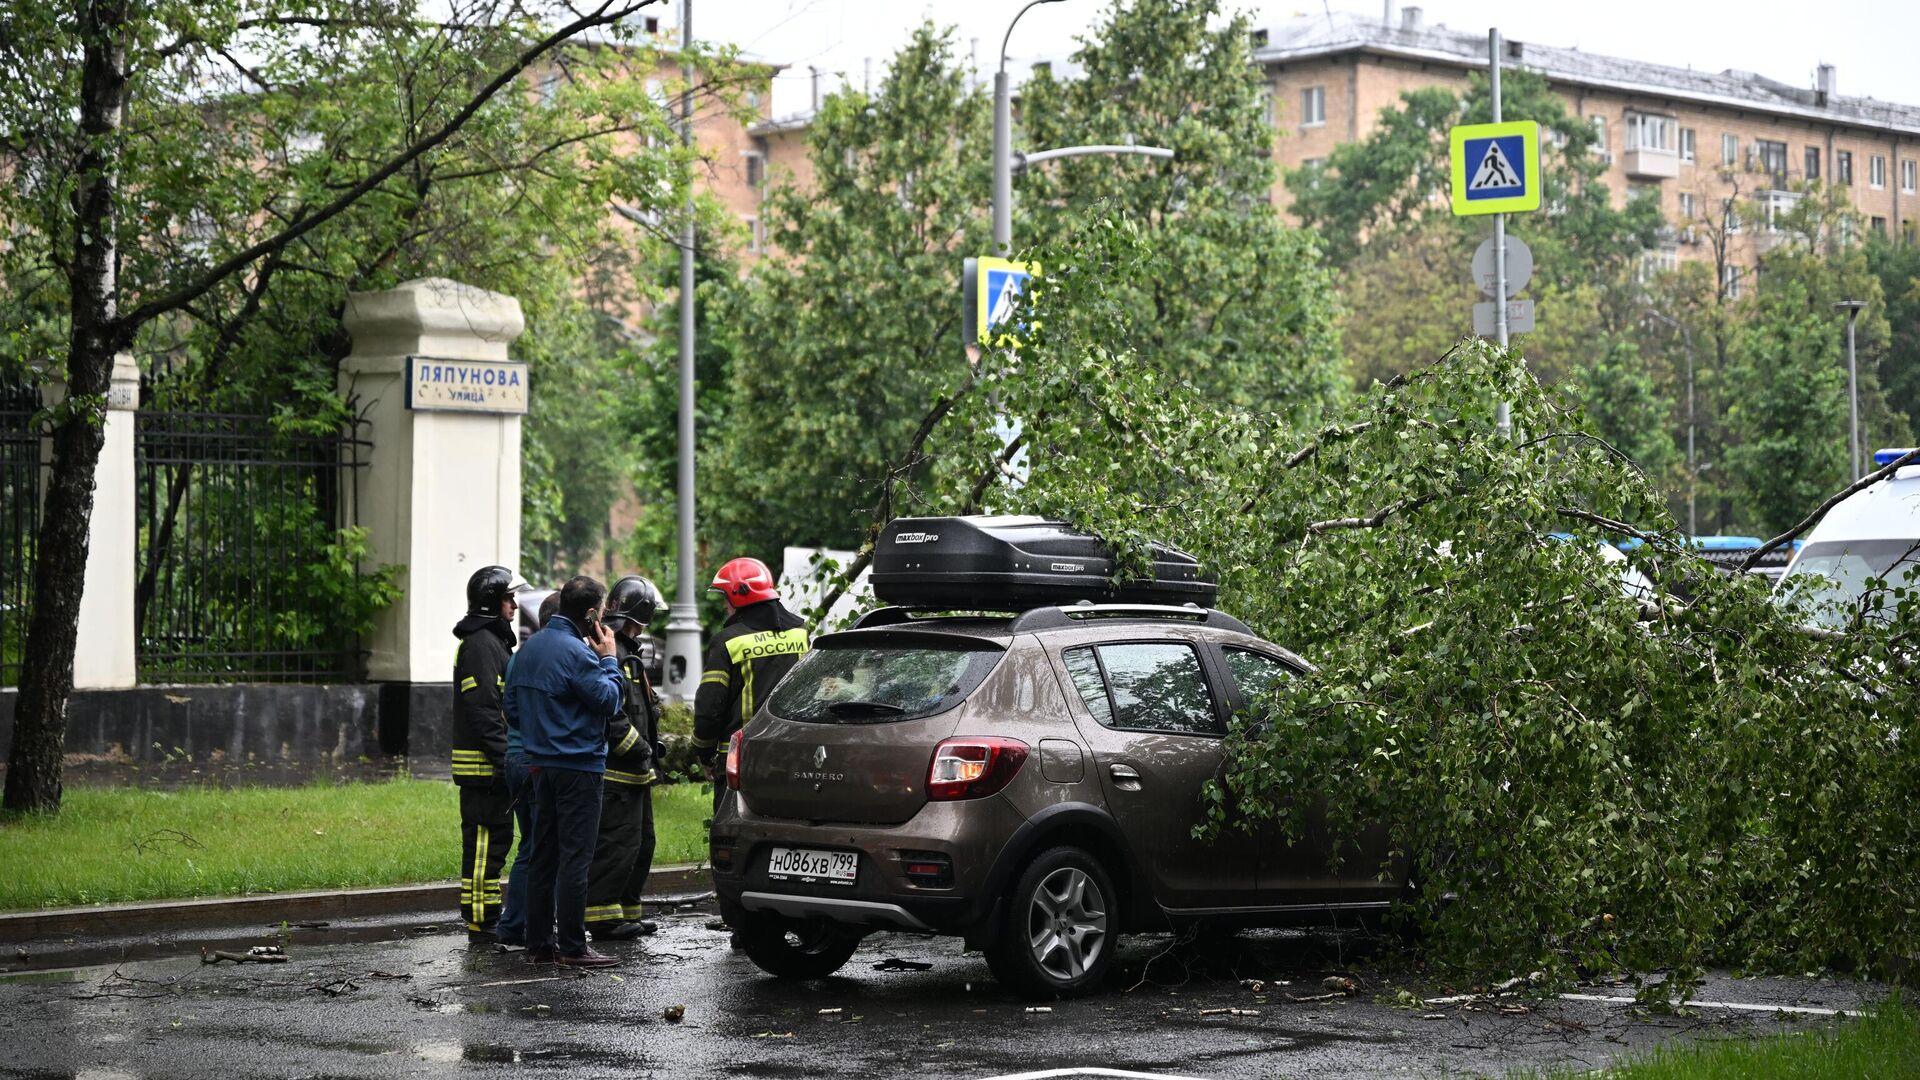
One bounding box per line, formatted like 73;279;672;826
2;0;130;815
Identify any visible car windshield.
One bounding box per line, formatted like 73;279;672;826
1776;538;1920;629
767;640;1003;724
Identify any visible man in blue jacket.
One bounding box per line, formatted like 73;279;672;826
503;576;626;968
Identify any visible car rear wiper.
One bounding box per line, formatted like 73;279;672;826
824;699;907;718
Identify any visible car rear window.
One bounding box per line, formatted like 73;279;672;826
767;641;1003;724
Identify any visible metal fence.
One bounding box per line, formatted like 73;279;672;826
0;382;41;688
135;399;372;683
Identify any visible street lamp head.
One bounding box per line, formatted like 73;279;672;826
1002;0;1067;74
1834;299;1868;314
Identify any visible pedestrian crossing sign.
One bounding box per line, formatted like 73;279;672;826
1450;121;1540;216
973;257;1039;347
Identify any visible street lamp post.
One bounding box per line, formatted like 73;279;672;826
1644;308;1699;536
1835;299;1867;479
661;0;702;703
992;0;1172;256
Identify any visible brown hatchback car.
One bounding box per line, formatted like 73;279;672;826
711;517;1405;999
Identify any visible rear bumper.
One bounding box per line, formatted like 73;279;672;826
711;793;1026;936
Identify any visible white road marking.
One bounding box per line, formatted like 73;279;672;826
1423;991;1853;1017
975;1070;1215;1080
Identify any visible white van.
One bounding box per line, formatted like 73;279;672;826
1776;449;1920;629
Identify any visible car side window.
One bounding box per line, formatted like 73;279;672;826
1062;646;1113;726
1063;642;1219;736
1222;648;1293;701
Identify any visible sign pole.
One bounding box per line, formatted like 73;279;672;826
1489;27;1511;437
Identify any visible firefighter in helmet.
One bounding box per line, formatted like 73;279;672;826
584;575;668;940
452;564;525;940
692;557;809;809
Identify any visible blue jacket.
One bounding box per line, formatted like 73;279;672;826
503;614;626;773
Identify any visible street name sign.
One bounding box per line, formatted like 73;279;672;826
1473;299;1535;336
1450;121;1541;216
1472;235;1533;297
405;356;529;413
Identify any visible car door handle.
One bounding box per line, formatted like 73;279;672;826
1109;764;1142;790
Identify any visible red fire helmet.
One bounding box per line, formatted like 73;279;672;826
709;556;779;607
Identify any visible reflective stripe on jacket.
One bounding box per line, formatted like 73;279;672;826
692;600;809;759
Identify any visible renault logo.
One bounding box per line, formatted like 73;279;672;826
813;745;828;769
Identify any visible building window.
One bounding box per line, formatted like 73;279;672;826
1723;198;1741;234
1300;86;1325;127
1722;264;1743;300
1836;150;1853;185
743;150;766;191
1904;158;1918;193
1754;140;1788;182
1722;133;1738;166
1625;113;1673;152
1870;154;1887;189
538;72;563;107
1679;127;1695;163
1763;189;1804;232
1636;247;1679;283
1871;216;1887;236
1591;115;1608;153
1258;85;1275;127
1628;182;1660;204
744;216;765;253
1805;146;1821;181
1678;192;1696;220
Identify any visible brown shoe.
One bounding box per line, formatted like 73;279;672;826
556;948;622;969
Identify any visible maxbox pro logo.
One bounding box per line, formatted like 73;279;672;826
894;532;940;545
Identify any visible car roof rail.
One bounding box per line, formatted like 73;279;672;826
850;606;1023;630
1007;600;1255;636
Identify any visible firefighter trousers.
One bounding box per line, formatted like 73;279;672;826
459;783;513;931
585;782;655;926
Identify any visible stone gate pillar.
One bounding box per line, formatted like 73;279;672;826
340;278;526;693
42;352;140;689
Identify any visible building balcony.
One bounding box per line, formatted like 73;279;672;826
1623;147;1680;179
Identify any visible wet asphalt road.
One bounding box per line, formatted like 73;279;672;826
0;898;1890;1080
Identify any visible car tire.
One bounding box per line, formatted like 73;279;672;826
985;846;1117;1000
735;913;863;979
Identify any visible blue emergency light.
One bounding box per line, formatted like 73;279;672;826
1873;448;1917;468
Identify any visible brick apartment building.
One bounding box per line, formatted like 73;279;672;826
1255;8;1918;288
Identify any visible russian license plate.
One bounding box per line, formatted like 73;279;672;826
766;846;858;886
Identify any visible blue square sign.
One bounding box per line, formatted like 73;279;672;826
1463;135;1526;199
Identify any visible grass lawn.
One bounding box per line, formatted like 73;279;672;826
0;779;713;912
1515;997;1918;1079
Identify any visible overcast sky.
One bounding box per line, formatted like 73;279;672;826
693;0;1915;120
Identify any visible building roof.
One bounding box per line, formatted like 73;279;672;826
1253;10;1920;138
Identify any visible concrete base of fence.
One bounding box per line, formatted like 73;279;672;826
0;682;457;787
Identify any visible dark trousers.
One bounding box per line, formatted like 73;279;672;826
458;783;512;931
586;782;656;924
495;753;535;942
525;766;603;957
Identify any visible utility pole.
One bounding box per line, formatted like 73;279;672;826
1490;27;1510;437
1835;299;1866;479
1644;308;1699;535
662;0;702;703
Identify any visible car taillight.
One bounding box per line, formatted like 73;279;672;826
927;737;1028;801
725;729;744;790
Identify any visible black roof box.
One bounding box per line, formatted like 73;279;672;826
871;516;1217;610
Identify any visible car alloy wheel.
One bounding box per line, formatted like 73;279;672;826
987;846;1119;997
1027;865;1109;981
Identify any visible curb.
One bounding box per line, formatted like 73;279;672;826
0;863;710;944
